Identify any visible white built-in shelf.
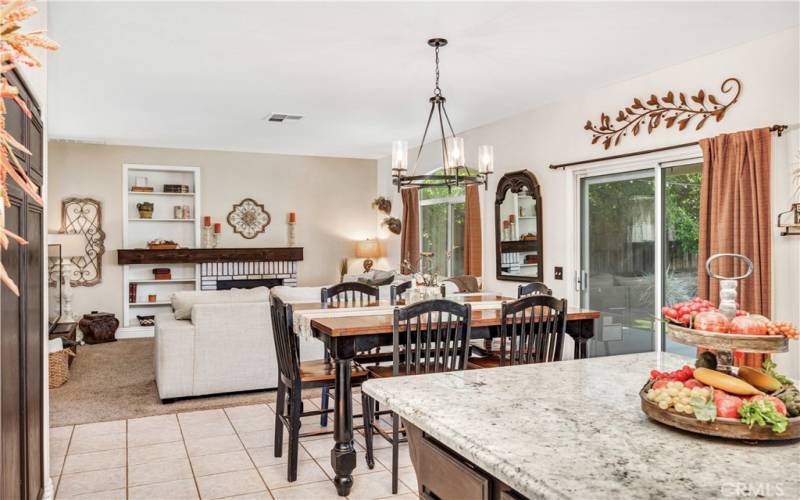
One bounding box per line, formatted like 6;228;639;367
128;191;195;197
518;263;539;268
128;218;196;222
129;278;196;284
518;216;537;220
129;301;171;306
122;163;201;339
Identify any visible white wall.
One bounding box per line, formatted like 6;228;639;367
377;28;800;376
48;142;377;320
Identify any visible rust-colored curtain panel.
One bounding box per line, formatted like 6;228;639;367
464;184;482;277
698;128;771;368
400;187;420;274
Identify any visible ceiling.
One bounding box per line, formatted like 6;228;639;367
48;2;799;159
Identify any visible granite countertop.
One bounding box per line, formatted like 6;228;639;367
362;352;800;499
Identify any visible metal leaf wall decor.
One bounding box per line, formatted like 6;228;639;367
61;197;106;286
584;77;741;149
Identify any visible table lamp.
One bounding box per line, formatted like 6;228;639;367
47;233;85;322
355;239;381;273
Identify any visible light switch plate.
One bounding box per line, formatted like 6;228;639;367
554;266;563;280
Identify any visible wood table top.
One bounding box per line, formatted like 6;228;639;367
294;295;600;338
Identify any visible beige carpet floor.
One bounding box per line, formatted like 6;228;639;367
50;338;292;427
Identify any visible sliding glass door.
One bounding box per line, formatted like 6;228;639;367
662;162;703;356
579;158;703;357
580;170;656;356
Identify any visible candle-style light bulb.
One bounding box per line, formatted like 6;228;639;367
446;137;465;173
392;140;408;172
478;145;494;173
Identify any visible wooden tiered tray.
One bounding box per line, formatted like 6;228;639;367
665;323;788;353
640;387;800;441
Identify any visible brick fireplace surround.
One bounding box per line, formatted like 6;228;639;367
200;260;298;290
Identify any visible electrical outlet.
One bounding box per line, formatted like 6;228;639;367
554;266;563;280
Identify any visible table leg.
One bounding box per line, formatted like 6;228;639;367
574;337;588;359
331;356;355;496
566;318;594;360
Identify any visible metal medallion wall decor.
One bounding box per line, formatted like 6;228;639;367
61;197;106;286
584;77;742;149
227;198;271;239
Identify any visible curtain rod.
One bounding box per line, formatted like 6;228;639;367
549;124;788;170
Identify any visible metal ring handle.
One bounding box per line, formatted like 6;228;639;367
705;253;753;281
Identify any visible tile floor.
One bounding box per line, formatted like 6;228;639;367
50;393;417;499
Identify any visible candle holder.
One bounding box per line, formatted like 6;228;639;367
704;253;753;369
287;212;297;247
287;222;296;247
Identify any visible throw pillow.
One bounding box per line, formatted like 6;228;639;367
357;269;395;287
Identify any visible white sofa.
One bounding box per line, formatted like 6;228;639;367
154;285;323;401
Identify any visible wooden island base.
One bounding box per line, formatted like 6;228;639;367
405;422;527;500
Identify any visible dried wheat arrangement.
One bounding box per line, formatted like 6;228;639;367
0;0;57;294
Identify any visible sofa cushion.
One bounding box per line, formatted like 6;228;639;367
270;285;322;302
171;287;270;319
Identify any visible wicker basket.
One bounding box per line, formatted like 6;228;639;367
49;349;74;388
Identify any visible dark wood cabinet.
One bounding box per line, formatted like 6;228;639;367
407;423;527;500
1;68;44;500
2;196;24;500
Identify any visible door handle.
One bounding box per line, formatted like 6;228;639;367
576;270;588;291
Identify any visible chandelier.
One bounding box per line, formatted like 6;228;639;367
392;38;493;191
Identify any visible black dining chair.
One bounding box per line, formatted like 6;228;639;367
517;281;553;298
472;282;554;358
389;280;412;305
469;295;567;369
270;295;368;482
361;299;473;494
321;282;380;307
319;282;381;426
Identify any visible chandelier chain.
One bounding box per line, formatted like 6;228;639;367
434;45;441;95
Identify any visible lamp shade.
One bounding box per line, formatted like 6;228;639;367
355;239;381;259
47;233;85;258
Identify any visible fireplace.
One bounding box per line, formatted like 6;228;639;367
200;260;298;291
215;278;284;290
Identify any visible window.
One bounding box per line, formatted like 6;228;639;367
419;169;465;278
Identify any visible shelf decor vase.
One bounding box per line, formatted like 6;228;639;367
407;286;441;304
136;202;154;219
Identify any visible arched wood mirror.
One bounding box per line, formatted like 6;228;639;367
495;170;543;282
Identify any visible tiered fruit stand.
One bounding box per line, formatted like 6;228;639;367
639;253;800;442
641;325;799;441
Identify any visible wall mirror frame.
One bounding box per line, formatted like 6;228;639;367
495;169;543;283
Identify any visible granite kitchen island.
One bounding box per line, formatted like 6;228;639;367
362;352;800;500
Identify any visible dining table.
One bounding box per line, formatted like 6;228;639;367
290;293;601;496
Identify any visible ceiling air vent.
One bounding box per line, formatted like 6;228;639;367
264;113;303;123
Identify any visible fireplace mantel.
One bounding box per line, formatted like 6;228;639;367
116;247;303;265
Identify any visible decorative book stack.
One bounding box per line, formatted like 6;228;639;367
163;184;191;193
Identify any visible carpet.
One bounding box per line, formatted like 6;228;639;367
49;338;289;427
